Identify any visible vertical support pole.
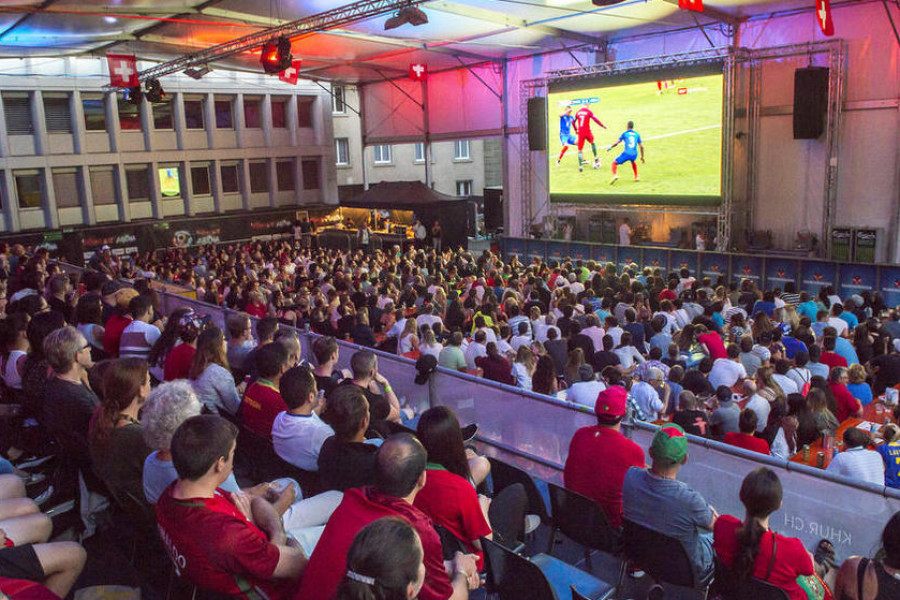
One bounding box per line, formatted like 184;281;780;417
422;75;432;189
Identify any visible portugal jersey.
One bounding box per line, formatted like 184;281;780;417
574;108;597;134
619;130;641;155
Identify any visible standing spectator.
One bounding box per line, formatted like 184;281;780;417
724;410;770;455
431;220;442;252
826;427;884;485
565;386;645;528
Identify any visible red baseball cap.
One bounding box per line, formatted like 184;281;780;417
595;386;627;420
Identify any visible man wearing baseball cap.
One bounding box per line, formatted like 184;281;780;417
563;386;645;528
623;423;718;584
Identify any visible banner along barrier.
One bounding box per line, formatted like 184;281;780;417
153;291;900;558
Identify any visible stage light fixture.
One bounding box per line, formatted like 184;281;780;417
260;36;293;74
125;86;142;105
384;5;428;30
144;78;166;103
183;65;211;80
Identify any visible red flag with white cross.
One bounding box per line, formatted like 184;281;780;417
678;0;704;12
107;54;139;88
279;60;301;85
409;63;427;81
815;0;834;35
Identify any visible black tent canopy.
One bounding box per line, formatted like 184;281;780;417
341;181;470;249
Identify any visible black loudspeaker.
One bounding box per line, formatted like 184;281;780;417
793;67;829;139
483;188;503;231
527;97;547;151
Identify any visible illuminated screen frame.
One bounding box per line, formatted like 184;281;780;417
547;62;726;206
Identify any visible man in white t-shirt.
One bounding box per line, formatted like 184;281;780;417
509;322;531;353
464;330;488;370
581;315;606;353
618;218;633;246
272;366;333;472
566;364;607;408
119;294;162;361
742;380;770;433
706;344;747;390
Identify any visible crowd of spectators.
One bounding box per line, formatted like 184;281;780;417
0;239;899;599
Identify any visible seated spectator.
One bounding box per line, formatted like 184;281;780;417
102;287;138;357
663;342;687;370
623;423;717;584
834;510;900;600
563;348;586;389
743;380;770;434
787;351;813;395
829;367;864;422
707;343;747;390
464;331;487;371
846;363;874;407
438;332;467;372
682;357;716;397
697;325;726;361
739;336;761;378
225;312;256;375
633;347;670;383
826;427;884;485
89;357;152;507
724;410;771;455
613;331;644;372
772;359;800;396
511;345;536;391
820;336;848;370
155;415;307;598
414;407;492;568
672;391;711;438
338;350;401;426
0;474;86;597
190;326;242;415
335;517;426;600
590;334;620;375
239;342;290;439
768;400;800;460
244;317;281;381
350;310;376;348
272;366;332;472
298;434;480;600
713;468;817;600
807;344;831;379
419;328;442;360
75;293;106;360
161;310;204;382
398;317;420;355
565;386;645;528
119;294;163;361
319;385;379;491
878;424;900;489
710;385;741;439
531;355;560;398
787;393;820;448
631;366;669;422
566;363;606;408
312;336;343;398
808;386;840;437
475;342;514;386
545;327;569;374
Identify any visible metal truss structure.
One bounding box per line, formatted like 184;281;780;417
132;0;426;84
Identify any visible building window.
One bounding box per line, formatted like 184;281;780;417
335;138;350;166
220;164;240;194
332;86;345;114
244;97;262;128
456;180;473;196
302;159;319;190
276;160;295;192
89;166;117;206
82;93;106;132
249;161;268;193
271;97;288;128
454;140;470;160
14;171;42;209
191;165;211;196
52;169;81;208
297;98;314;128
3;94;33;135
184;98;205;130
43;94;72;133
125;166;150;201
153;102;173;130
373;145;392;165
414;143;426;163
118;96;142;131
215;98;233;129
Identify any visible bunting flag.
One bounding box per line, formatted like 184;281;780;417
815;0;834;35
107;54;139;88
279;60;301;85
678;0;704;12
409;63;427;81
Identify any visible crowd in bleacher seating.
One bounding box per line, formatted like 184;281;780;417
1;238;900;598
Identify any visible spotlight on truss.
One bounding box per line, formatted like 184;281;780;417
384;5;428;30
144;78;166;103
183;65;212;80
260;36;293;74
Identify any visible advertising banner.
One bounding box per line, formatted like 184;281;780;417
525;239;546;262
670;250;700;279
731;254;764;285
699;252;730;283
878;266;900;309
617;245;642;273
642;247;670;273
569;243;592;262
838;263;878;301
505;238;525;259
592;244;617;265
546;241;569;262
764;257;801;291
800;260;838;294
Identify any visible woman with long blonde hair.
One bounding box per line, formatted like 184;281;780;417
512;345;536;391
398;316;419;355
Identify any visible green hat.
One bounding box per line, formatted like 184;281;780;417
650;423;688;465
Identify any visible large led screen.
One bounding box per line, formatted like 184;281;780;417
547;73;723;203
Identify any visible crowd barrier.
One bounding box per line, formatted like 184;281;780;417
499;236;900;307
154;291;900;558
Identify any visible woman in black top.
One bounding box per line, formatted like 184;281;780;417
834;511;900;600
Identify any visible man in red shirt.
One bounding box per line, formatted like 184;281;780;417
155;415;306;599
828;367;864;422
564;386;646;528
295;434;480;600
723;409;770;455
819;336;848;371
101;288;138;357
239;342;290;438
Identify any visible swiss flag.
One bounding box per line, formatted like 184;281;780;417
815;0;834;35
279;60;301;85
678;0;704;12
409;63;427;81
107;54;139;88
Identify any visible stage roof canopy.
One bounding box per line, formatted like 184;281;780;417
0;0;816;84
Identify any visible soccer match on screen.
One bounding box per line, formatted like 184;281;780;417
547;73;724;198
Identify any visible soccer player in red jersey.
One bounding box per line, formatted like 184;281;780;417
574;101;607;172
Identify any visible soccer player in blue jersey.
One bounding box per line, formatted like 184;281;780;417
607;121;645;184
556;105;577;166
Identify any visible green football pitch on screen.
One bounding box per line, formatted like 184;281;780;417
547;73;723;198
